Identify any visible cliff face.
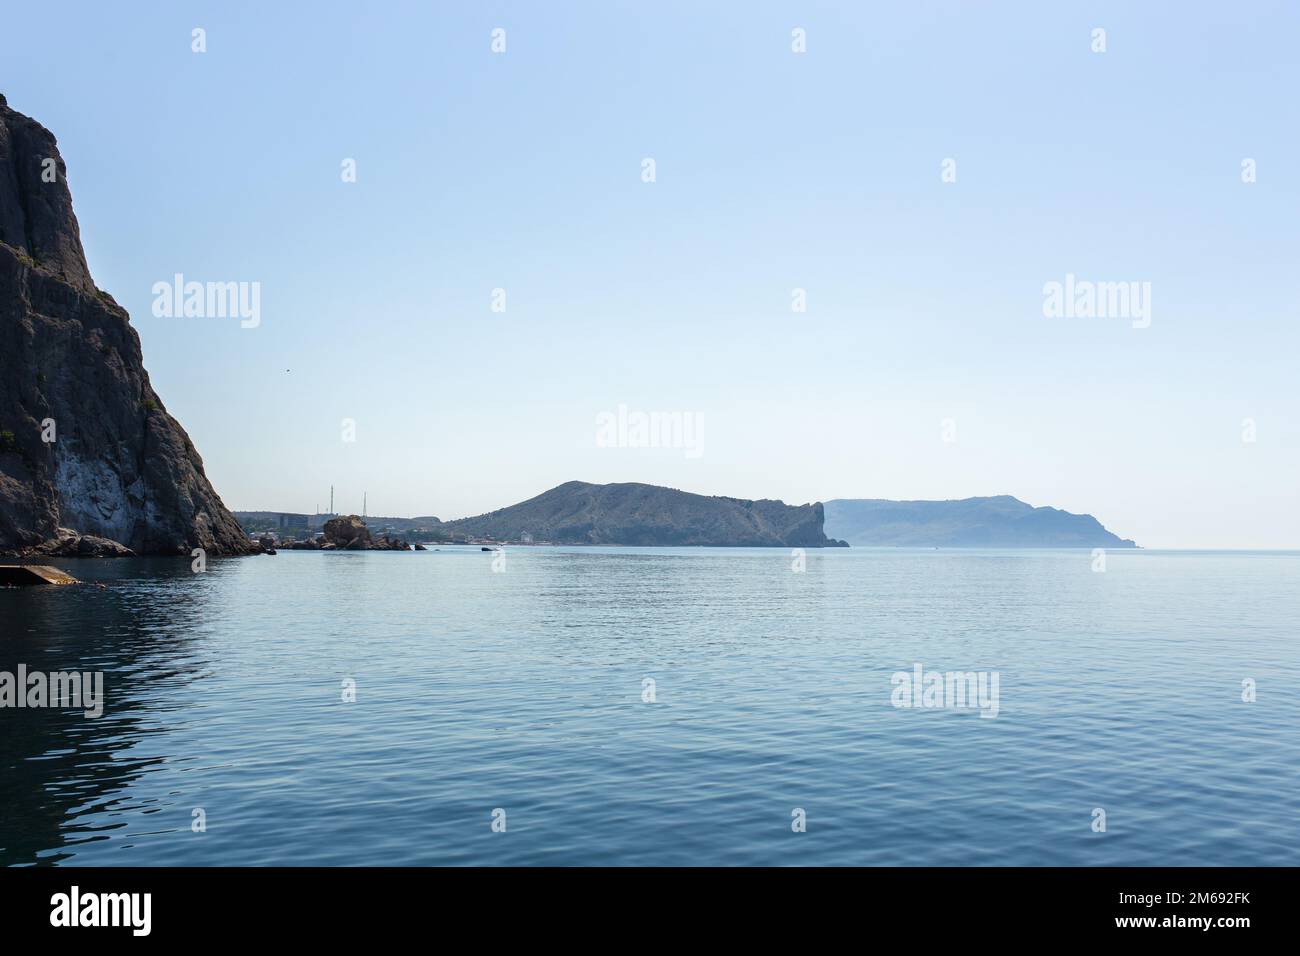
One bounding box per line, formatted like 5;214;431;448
822;496;1137;548
0;94;253;556
442;480;848;547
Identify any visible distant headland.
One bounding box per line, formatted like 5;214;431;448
823;496;1137;548
238;483;1139;550
239;481;847;549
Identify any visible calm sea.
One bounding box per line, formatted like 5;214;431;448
2;547;1297;866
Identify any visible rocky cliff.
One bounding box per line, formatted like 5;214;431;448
0;94;253;556
441;480;848;547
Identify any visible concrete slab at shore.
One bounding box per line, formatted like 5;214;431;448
0;565;80;586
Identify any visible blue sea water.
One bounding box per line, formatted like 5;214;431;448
1;547;1297;867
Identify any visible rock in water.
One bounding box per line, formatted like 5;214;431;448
0;564;80;586
0;96;255;556
321;514;410;551
323;515;372;549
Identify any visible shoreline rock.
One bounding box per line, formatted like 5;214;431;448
37;528;135;558
0;563;80;585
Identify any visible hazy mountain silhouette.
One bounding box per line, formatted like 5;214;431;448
823;496;1136;547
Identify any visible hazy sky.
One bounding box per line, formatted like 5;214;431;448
4;2;1297;547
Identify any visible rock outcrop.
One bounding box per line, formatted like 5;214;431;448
322;514;371;548
0;94;254;556
313;515;410;551
36;528;135;557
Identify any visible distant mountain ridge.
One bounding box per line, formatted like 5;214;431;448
441;481;847;547
241;490;1135;550
822;496;1136;548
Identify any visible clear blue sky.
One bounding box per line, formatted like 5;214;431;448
4;1;1297;547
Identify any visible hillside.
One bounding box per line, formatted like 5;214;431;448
441;481;847;547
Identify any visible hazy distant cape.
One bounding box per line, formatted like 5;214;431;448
442;481;847;547
822;496;1136;548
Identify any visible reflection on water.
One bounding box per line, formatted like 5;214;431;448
2;548;1299;866
1;559;227;864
